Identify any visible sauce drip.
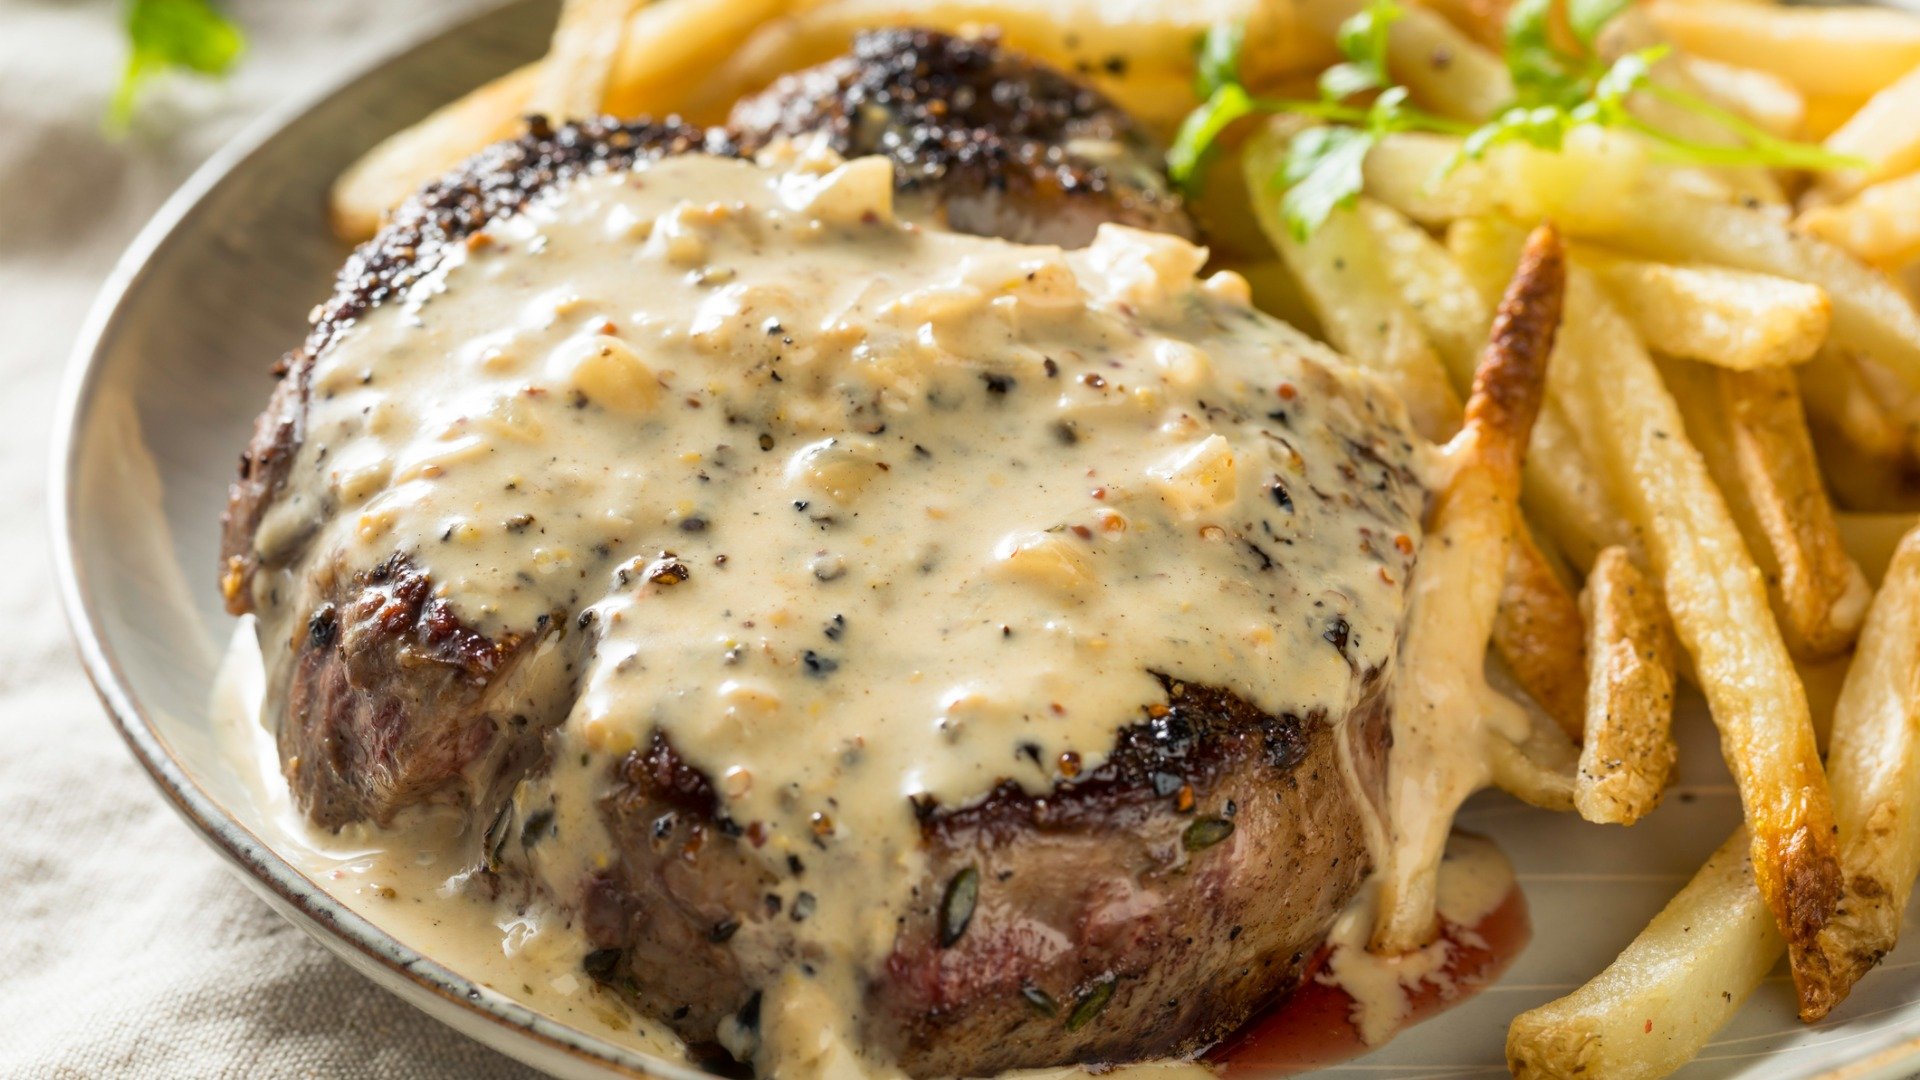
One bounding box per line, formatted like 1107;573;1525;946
1213;841;1530;1075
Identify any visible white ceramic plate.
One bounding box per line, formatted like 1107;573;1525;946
48;2;1920;1077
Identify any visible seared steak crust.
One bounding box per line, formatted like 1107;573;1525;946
730;28;1193;246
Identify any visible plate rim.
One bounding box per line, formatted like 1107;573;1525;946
45;3;708;1077
40;2;1920;1078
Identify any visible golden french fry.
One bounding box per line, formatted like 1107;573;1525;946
1797;348;1920;513
601;0;794;118
1574;547;1677;827
1375;226;1567;953
1803;92;1873;142
1246;129;1464;439
1602;10;1787;207
1580;191;1920;401
1356;202;1587;733
1798;173;1920;270
1300;0;1513;121
1809;63;1920;205
1584;253;1832;371
1414;0;1510;50
1646;0;1920;101
1495;525;1590;740
1720;367;1874;659
329;63;538;241
1359;198;1492;394
1559;266;1840;1009
1447;216;1635;571
1675;56;1805;140
530;0;646;121
1803;525;1920;1016
1669;358;1872;661
1507;829;1782;1080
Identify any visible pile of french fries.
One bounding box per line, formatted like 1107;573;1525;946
330;0;1920;1075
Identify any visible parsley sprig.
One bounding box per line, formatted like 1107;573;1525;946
1169;0;1865;240
108;0;246;132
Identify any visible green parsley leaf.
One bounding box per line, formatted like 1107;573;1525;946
1278;125;1377;241
1169;82;1256;193
1195;22;1245;100
1503;0;1586;108
109;0;246;131
1567;0;1634;48
1317;0;1402;101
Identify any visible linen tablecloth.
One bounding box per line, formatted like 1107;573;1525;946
0;2;541;1074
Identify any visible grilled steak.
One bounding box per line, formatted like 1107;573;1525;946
222;29;1419;1079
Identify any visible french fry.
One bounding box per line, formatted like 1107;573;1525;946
1575;190;1920;400
529;0;646;121
1675;56;1805;141
679;0;1236;126
1496;525;1590;739
1300;0;1514;121
1507;829;1783;1080
1798;348;1918;513
1646;0;1920;101
1668;358;1873;660
329;63;539;241
1720;367;1874;659
1448;215;1636;571
1574;547;1677;827
601;0;795;118
1601;10;1787;207
1246;130;1464;439
1359;198;1491;394
1558;266;1840;1009
1355;199;1588;732
1522;404;1634;572
1803;525;1920;1016
1414;0;1510;51
1798;173;1920;270
1374;226;1567;953
1583;253;1832;371
1809;63;1920;205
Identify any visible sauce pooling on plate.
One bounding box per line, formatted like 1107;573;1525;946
243;144;1430;1073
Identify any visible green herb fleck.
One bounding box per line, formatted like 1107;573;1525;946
1065;977;1117;1032
109;0;246;132
938;865;980;947
1183;816;1236;852
1020;984;1060;1016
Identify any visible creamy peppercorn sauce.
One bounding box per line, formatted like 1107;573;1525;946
246;143;1432;1074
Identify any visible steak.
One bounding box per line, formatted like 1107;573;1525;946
222;30;1409;1077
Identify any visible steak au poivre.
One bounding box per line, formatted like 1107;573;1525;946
223;30;1456;1078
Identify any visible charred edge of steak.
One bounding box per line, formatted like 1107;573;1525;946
730;28;1193;244
910;673;1342;838
281;555;534;829
311;118;731;361
577;677;1385;1075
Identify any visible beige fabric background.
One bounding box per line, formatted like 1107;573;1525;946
0;2;540;1075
